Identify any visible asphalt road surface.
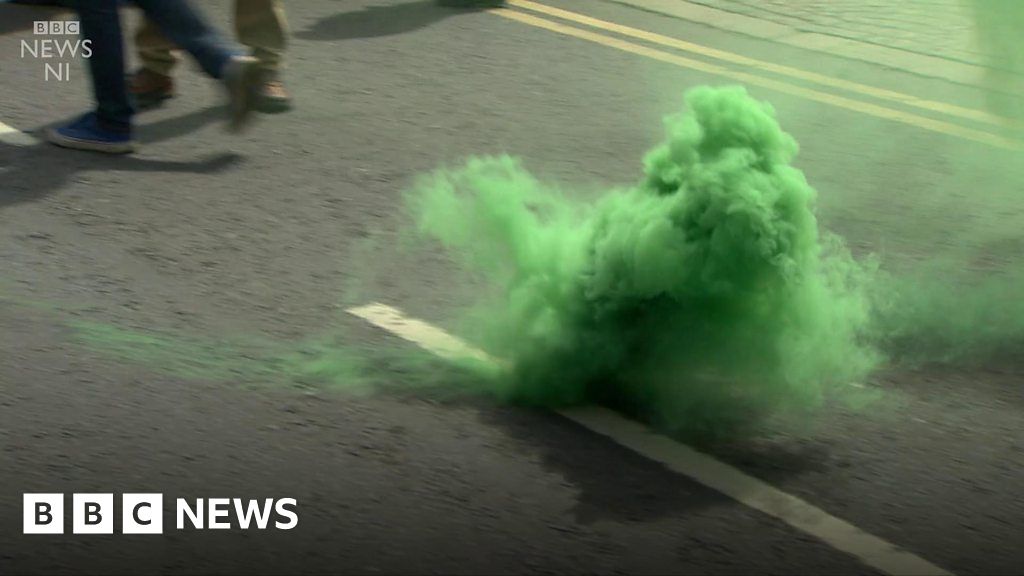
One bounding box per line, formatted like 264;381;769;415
1;1;1022;574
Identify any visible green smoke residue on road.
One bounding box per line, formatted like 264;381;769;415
70;321;370;393
405;85;1022;439
871;265;1024;364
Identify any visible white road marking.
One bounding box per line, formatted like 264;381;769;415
347;301;953;576
560;406;951;576
0;120;37;146
347;303;501;366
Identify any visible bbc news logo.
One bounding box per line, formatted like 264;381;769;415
34;21;81;35
23;494;298;534
19;21;93;82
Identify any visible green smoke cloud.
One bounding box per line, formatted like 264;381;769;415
53;85;1021;442
407;86;885;439
964;0;1024;121
870;264;1024;365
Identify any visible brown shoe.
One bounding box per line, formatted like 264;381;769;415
256;78;292;114
128;68;175;109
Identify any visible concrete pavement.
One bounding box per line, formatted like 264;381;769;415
609;0;1024;96
674;0;979;65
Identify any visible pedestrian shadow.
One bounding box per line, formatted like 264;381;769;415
138;105;228;144
0;139;241;209
296;0;490;42
0;2;73;36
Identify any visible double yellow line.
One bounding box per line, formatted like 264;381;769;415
491;0;1024;152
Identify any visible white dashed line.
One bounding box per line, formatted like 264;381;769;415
0;120;37;146
347;301;953;576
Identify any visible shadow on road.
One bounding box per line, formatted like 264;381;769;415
478;405;830;525
480;405;725;524
0;140;241;209
296;0;490;42
371;354;830;525
362;348;833;525
138;105;228;144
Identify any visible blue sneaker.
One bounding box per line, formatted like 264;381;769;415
46;113;138;154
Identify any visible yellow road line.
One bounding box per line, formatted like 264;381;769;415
347;302;953;576
491;9;1023;152
507;0;1022;131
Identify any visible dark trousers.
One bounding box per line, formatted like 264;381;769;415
76;0;240;132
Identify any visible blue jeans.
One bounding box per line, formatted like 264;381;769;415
76;0;242;132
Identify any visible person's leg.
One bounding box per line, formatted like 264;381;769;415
132;0;237;80
235;0;287;74
135;16;179;76
132;0;264;132
234;0;291;112
46;0;138;153
130;16;179;108
48;0;263;153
